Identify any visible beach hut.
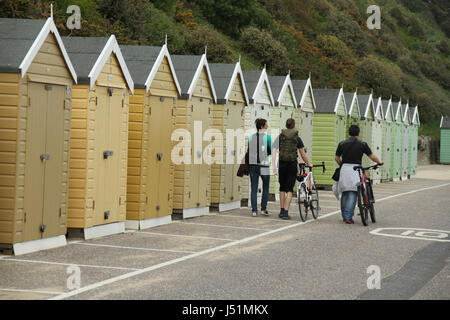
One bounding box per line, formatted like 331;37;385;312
391;100;404;181
0;17;77;254
62;36;133;239
209;61;249;212
171;54;217;218
372;96;384;183
268;74;297;199
358;93;382;182
344;90;361;134
120;44;181;229
440;116;450;164
292;77;316;159
380;98;395;181
401;101;410;180
408;105;420;177
241;68;274;203
312;88;347;186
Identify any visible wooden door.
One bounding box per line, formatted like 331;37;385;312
146;95;174;218
105;88;123;222
231;104;244;202
23;83;47;241
41;84;66;237
197;98;211;207
24;83;66;241
93;87;122;225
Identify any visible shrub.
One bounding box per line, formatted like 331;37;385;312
316;34;354;60
390;7;407;27
397;55;420;75
407;17;425;39
437;39;450;56
355;57;403;98
144;6;185;53
184;25;233;63
240;26;291;74
327;11;369;56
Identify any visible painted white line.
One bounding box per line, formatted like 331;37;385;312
1;258;140;271
217;214;292;223
49;182;450;300
72;242;197;254
0;288;63;295
137;231;235;242
375;182;450;203
173;221;271;231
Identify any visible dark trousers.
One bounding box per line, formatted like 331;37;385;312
249;165;270;212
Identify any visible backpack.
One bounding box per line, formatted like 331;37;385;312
279;129;298;162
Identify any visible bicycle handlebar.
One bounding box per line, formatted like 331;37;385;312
299;161;326;173
353;164;381;171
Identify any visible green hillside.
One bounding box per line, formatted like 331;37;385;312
1;0;449;124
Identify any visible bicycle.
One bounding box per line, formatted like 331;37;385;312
297;161;326;222
353;164;380;226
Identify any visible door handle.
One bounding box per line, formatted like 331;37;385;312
103;150;114;159
157;153;163;161
40;154;50;161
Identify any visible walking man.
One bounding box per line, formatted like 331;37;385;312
248;118;272;217
334;125;383;224
272;118;312;220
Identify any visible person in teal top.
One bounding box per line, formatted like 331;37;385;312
248;118;272;217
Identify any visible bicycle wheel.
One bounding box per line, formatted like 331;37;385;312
367;181;376;223
357;185;369;226
310;184;320;219
297;183;308;222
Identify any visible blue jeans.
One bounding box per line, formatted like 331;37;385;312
250;165;270;213
340;191;358;220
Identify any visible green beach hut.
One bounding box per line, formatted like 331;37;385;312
292;76;316;160
440;116;450;164
312;88;347;186
401;101;410;180
358;93;380;181
345;90;361;134
391;100;404;181
408;105;420;177
379;97;395;181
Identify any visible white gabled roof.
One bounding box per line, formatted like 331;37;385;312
277;74;297;107
334;87;348;115
88;35;134;93
187;54;217;103
223;61;249;106
19;17;77;83
144;44;181;96
254;67;275;106
375;96;384;120
347;90;361;118
402;101;411;124
363;93;376;118
300;77;317;110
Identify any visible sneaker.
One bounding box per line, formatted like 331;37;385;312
281;212;291;220
349;219;355;224
279;209;285;218
261;210;270;216
252;211;258;217
343;219;352;224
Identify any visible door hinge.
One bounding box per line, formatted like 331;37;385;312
24;212;26;223
172;108;174;117
122;99;124;108
146;196;148;204
168;193;170;201
119;197;121;206
59;208;62;217
95;97;98;106
93;200;95;209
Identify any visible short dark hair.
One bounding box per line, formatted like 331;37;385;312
255;118;267;130
286;118;295;129
349;124;360;137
